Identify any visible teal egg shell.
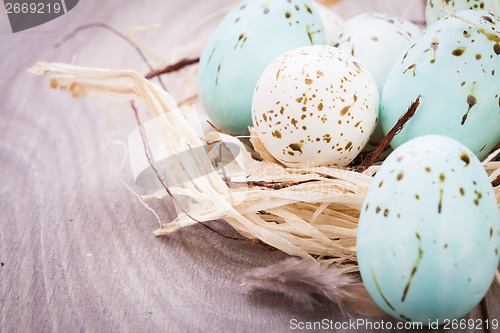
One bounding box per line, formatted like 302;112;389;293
198;0;325;135
357;135;500;324
426;0;500;26
380;10;500;159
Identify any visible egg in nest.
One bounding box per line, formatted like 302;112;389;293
381;10;500;159
333;12;420;143
252;45;379;167
198;0;325;136
426;0;500;25
334;12;420;95
357;135;500;324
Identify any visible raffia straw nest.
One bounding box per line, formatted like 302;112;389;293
29;54;500;272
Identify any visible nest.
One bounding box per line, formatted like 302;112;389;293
26;0;500;278
29;61;500;274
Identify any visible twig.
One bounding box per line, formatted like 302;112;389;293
207;120;223;133
198;223;247;241
130;100;183;205
493;174;500;187
145;57;200;79
245;180;320;190
354;95;421;173
54;22;167;91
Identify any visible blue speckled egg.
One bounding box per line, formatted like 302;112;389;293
381;10;500;159
426;0;500;26
357;135;500;325
198;0;325;135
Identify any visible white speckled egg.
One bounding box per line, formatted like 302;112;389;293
381;10;500;159
426;0;500;26
334;12;420;94
252;45;379;167
198;0;325;135
311;1;344;45
333;12;420;143
357;135;500;325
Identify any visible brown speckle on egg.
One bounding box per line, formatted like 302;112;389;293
474;190;482;205
460;152;470;166
340;105;350;116
403;64;416;76
452;47;466;56
289;142;303;153
482;15;493;23
494;43;500;55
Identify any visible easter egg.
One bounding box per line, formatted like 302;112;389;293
333;12;420;143
252;45;379;167
357;135;500;324
198;0;325;135
311;1;344;45
334;12;420;94
380;10;500;159
426;0;500;26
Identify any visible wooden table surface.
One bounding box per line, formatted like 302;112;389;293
1;0;499;332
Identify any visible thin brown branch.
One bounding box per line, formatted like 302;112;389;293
145;57;200;79
55;22;167;91
130;101;258;243
206;120;222;133
198;223;247;241
245;180;320;190
493;174;500;187
130;100;179;202
354;95;421;173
